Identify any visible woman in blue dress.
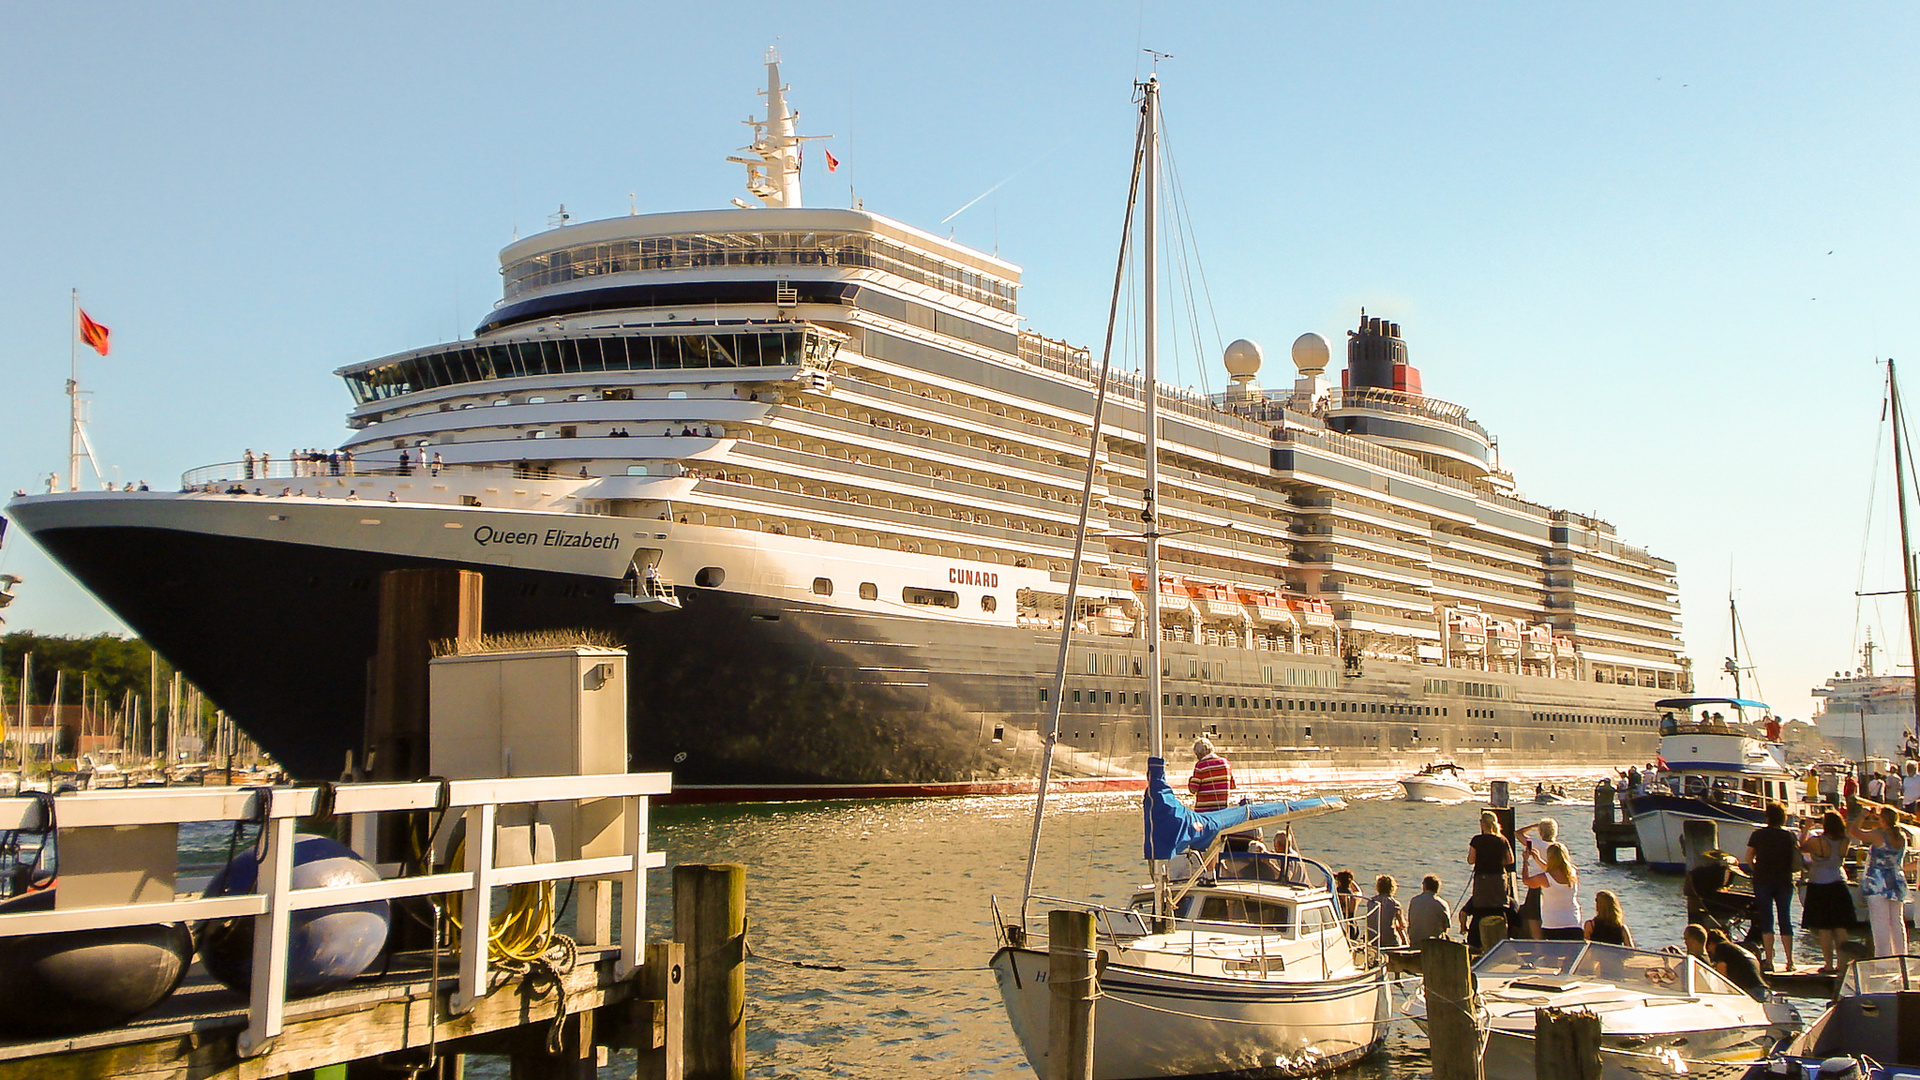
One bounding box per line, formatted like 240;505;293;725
1849;805;1911;957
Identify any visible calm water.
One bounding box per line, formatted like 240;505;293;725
171;783;1801;1078
639;783;1735;1080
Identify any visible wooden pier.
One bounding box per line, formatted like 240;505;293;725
0;774;723;1080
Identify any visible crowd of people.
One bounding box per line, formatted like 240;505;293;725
1185;739;1914;983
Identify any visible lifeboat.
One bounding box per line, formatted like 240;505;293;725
1288;596;1336;629
1490;619;1521;657
1448;613;1486;653
1129;571;1197;618
1553;635;1577;658
1522;624;1554;659
1086;600;1137;637
1244;589;1295;626
1196;582;1248;622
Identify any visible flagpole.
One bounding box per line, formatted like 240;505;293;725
69;288;80;491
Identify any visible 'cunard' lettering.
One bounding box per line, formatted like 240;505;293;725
948;567;999;588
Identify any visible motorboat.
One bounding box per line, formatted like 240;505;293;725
992;772;1391;1079
989;75;1390;1080
1405;938;1800;1080
1531;783;1573;804
1629;696;1804;871
1399;761;1475;802
1764;954;1920;1080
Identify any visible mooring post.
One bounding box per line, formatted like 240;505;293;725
506;1011;596;1080
1533;1006;1601;1080
638;940;687;1080
1476;913;1509;953
675;864;745;1080
1422;936;1484;1080
1046;909;1097;1080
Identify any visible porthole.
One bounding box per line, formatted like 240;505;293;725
981;595;997;612
859;582;879;600
695;567;726;588
812;577;832;597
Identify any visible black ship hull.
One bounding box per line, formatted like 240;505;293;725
25;520;1660;793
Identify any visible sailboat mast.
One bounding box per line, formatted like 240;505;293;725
1888;358;1920;755
1727;593;1741;701
1142;76;1164;763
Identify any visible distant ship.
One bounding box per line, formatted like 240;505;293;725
1813;633;1916;762
7;54;1685;795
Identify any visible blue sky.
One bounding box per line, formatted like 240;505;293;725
3;3;1917;720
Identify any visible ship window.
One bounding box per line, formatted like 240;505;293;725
1038;688;1048;702
695;567;726;588
992;726;1004;742
1073;691;1081;704
981;595;997;612
812;577;832;596
627;465;650;476
903;587;958;608
859;582;879;600
1305;726;1313;738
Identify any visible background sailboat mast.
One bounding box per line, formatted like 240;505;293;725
1888;359;1920;751
1142;75;1164;764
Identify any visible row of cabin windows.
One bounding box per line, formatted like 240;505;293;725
805;576;996;612
1039;688;1452;718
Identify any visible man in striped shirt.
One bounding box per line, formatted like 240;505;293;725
1189;738;1234;810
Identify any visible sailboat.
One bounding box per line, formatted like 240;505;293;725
989;74;1391;1080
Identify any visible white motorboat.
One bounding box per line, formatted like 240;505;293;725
1405;938;1800;1080
1630;696;1803;871
1399;761;1475;802
989;74;1390;1080
1765;954;1920;1080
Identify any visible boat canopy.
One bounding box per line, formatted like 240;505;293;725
1654;697;1769;711
1142;758;1345;861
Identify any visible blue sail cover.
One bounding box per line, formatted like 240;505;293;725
1142;758;1346;860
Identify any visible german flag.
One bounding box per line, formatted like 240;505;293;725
79;308;110;356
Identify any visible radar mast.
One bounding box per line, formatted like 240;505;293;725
729;49;807;209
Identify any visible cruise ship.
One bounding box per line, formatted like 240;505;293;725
7;57;1687;794
1812;633;1916;762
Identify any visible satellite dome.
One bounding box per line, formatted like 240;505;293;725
1223;339;1263;380
1291;332;1331;376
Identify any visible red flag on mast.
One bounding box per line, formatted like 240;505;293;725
824;148;840;172
78;309;111;356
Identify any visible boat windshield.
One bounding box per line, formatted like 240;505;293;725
1475;939;1740;997
1842;955;1920;995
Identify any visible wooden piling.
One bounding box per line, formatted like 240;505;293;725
1476;913;1509;953
1047;909;1097;1080
638;940;687;1080
675;864;745;1080
1421;936;1484;1080
1533;1006;1601;1080
366;568;483;785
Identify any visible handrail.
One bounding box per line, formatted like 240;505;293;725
178;458;589;490
0;771;670;1057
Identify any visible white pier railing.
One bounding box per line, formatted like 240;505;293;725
0;772;670;1057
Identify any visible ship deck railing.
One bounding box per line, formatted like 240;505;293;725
177;458;598;491
0;771;669;1058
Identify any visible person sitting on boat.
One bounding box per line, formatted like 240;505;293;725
1188;738;1233;811
1333;869;1362;925
1660;712;1678;735
1524;842;1583;941
1407;875;1452;946
1366;875;1407;949
1584;890;1633;946
1689;925;1768;1001
1535;782;1546;800
1463;811;1514;951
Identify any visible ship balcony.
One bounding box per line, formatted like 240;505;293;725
1324;388;1494;479
1291;496;1433;536
1291;522;1429;561
1431;553;1550;593
1545;574;1683;614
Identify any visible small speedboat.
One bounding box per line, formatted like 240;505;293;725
1532;784;1571;804
1399;761;1474;802
1406;939;1800;1080
1765;954;1920;1080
